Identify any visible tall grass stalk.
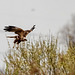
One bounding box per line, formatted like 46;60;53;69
4;35;75;75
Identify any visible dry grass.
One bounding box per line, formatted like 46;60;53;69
3;35;75;75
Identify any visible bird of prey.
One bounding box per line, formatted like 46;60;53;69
4;25;35;48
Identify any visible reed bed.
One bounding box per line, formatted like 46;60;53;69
3;35;75;75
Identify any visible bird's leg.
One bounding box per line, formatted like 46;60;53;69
16;44;19;49
13;38;17;48
16;40;21;49
13;43;16;48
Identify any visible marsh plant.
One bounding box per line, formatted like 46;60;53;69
4;35;75;75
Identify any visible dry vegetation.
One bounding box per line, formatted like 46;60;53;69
2;35;75;75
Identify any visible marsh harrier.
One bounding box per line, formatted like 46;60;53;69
4;25;35;47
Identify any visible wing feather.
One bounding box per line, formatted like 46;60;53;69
4;26;24;36
24;25;36;37
4;25;36;39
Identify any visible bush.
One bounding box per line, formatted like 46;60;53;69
4;35;75;75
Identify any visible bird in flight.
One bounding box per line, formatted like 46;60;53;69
4;25;35;48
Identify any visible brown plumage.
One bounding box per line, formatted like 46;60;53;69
4;25;35;39
7;35;27;44
4;25;35;48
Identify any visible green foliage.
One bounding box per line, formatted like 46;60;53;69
4;35;75;75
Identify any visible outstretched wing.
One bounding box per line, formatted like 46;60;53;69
4;26;24;36
24;25;35;37
4;25;36;39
